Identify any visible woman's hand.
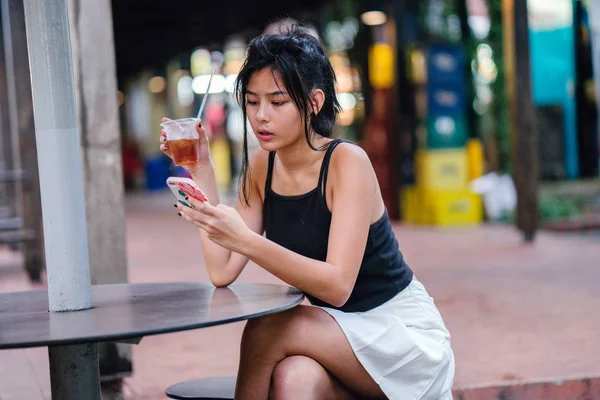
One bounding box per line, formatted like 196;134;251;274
176;197;255;254
159;117;213;174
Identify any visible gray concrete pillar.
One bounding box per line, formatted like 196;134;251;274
67;0;132;384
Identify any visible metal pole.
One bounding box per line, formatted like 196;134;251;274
1;0;44;282
48;344;100;399
0;10;10;209
0;4;19;218
22;0;99;398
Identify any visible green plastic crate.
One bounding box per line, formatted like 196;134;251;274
425;116;467;149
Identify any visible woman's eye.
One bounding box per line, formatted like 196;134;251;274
247;100;258;106
272;101;286;106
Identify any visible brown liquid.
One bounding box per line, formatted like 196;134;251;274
169;139;199;166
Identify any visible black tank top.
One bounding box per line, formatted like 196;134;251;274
263;139;413;312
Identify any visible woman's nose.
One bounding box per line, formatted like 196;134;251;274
256;103;269;122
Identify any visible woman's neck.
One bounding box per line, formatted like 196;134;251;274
276;134;331;174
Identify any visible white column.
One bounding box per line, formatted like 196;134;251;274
23;0;92;312
23;1;101;398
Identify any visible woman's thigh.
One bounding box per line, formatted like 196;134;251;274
241;305;385;398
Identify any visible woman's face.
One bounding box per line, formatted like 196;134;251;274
245;68;305;152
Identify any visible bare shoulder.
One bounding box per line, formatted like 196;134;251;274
329;141;373;175
326;141;381;222
327;141;377;196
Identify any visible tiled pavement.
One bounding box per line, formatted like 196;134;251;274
1;191;599;399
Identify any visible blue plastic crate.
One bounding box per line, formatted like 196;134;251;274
426;43;466;85
427;83;466;117
145;155;172;191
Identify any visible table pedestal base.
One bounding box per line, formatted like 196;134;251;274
49;343;101;400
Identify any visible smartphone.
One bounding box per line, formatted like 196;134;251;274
166;177;209;208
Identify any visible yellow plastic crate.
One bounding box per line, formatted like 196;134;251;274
210;138;231;192
419;189;483;226
415;149;468;190
400;186;421;223
466;138;485;181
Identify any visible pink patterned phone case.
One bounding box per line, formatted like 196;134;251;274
166;177;209;209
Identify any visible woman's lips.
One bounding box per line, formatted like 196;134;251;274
257;131;274;141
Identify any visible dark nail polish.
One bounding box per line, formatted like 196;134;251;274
177;212;181;216
173;203;177;208
185;196;189;200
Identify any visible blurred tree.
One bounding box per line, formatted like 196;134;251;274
486;0;511;174
456;0;479;141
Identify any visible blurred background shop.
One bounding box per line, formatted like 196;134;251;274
112;0;599;231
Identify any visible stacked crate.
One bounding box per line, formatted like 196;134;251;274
402;44;482;226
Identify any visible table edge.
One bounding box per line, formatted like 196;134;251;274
0;282;305;349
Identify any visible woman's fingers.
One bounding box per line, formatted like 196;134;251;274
177;200;222;223
160;128;170;155
179;210;205;229
160;119;174;157
185;197;217;214
178;203;207;221
178;206;211;230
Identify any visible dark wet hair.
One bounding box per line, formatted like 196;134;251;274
234;28;341;205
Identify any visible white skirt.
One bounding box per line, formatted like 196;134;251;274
317;279;455;400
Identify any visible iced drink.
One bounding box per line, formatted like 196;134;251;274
161;118;200;166
169;138;200;166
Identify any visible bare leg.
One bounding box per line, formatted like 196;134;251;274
270;355;359;400
235;305;385;399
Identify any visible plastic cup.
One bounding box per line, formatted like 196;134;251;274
161;118;200;166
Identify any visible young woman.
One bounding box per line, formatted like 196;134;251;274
160;30;454;400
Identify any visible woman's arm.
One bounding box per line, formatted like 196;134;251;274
186;150;266;287
162;120;267;287
183;144;377;306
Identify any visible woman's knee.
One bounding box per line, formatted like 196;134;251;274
270;356;328;399
241;306;309;348
241;312;283;346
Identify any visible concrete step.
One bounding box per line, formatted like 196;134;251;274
452;376;600;400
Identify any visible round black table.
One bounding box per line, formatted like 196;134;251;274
0;282;304;349
0;282;303;399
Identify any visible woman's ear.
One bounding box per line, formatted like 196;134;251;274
311;89;325;115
